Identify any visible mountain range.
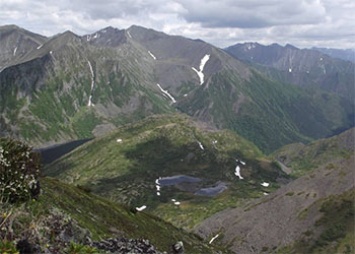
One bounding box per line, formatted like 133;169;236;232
0;24;354;253
312;47;355;63
1;25;354;153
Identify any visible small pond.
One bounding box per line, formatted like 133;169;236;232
158;175;202;186
195;182;228;196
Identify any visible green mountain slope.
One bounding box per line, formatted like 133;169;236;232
0;25;353;154
178;68;353;153
273;127;354;177
44;114;288;230
196;128;354;253
2;176;220;253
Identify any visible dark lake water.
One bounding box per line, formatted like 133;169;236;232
158;175;202;186
35;138;92;165
195;182;227;196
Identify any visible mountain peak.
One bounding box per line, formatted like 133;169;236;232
0;24;21;31
84;26;127;47
0;24;46;39
285;43;298;50
126;25;168;42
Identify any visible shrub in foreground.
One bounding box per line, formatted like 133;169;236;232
0;138;41;204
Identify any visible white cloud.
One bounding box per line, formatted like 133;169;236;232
0;0;354;49
176;0;327;28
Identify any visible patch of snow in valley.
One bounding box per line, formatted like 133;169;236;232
183;94;188;97
191;54;210;85
234;165;243;180
263;192;269;196
136;205;147;211
209;234;220;244
116;138;122;143
50;51;53;55
37;44;43;50
87;60;95;107
197;141;204;150
13;47;17;56
169;198;180;205
157;83;176;103
155;178;161;196
148;51;156;60
127;31;132;38
288;68;292;73
240;160;246;165
261;182;270;187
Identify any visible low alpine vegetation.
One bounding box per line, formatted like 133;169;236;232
0;138;41;204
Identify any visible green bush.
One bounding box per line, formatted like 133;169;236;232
0;138;41;204
0;240;19;254
65;242;101;254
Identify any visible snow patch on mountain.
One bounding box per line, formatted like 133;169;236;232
209;234;219;244
13;47;17;56
197;141;204;150
234;165;243;180
148;51;156;60
155;178;161;196
192;54;210;85
87;61;95;107
157;84;176;103
136;205;147;211
261;182;270;187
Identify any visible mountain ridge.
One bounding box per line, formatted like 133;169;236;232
0;24;353;154
196;128;354;253
224;42;355;102
43;113;288;230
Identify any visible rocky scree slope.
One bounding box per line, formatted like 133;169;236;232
195;128;354;253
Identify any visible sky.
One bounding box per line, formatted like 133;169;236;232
0;0;354;49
